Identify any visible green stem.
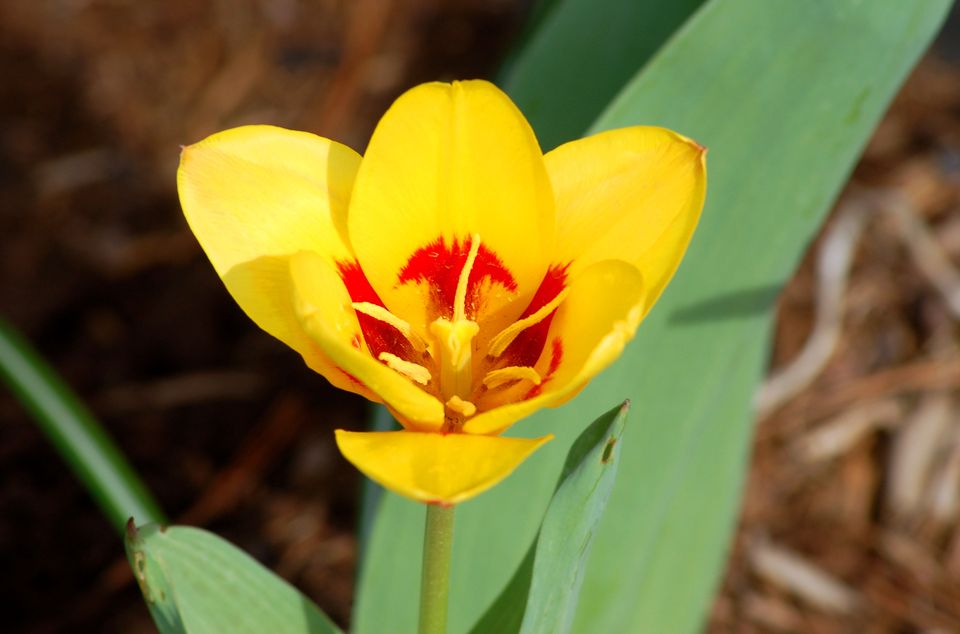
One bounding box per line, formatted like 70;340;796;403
419;504;455;634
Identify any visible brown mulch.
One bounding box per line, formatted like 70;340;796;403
2;3;960;633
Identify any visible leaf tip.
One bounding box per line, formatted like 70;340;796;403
125;517;138;541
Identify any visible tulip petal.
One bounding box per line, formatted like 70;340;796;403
178;125;367;394
290;251;445;431
347;80;555;336
465;260;646;435
178;124;359;274
335;430;553;505
222;255;378;399
545;126;706;314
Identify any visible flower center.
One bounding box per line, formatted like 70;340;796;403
339;236;568;431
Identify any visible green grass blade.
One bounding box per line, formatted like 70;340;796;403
0;317;165;530
354;2;950;633
126;522;341;634
469;402;628;634
501;0;705;151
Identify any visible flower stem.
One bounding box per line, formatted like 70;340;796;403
419;504;455;634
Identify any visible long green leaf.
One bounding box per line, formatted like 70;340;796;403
575;4;949;630
0;317;165;530
126;522;341;634
501;0;705;151
355;2;951;633
470;402;627;634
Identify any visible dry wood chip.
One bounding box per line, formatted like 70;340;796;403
887;393;954;518
793;398;903;463
748;535;862;615
927;426;960;524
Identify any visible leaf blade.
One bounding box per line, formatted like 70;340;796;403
470;402;628;634
576;3;952;630
501;0;705;151
126;522;342;634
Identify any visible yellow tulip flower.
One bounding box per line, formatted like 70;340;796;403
177;80;706;505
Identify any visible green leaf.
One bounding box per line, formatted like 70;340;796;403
0;317;165;530
355;2;951;633
357;404;399;567
470;402;628;634
501;0;705;151
126;521;341;634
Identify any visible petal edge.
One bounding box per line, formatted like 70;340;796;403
546;125;706;315
335;430;552;505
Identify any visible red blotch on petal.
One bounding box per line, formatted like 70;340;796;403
500;263;569;368
337;260;415;361
526;338;563;399
338;260;382;305
398;236;517;319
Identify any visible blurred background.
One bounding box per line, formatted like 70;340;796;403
3;1;960;632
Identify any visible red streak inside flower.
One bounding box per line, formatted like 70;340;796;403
526;338;563;399
500;263;569;368
398;236;517;319
337;260;415;360
339;367;365;387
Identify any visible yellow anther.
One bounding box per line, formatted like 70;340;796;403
482;366;542;390
453;234;481;322
377;352;432;385
445;395;477;418
487;288;570;357
352;301;427;351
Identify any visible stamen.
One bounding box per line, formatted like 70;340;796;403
445;395;476;418
487;288;570;357
453;233;481;321
352;302;427;351
482;366;542;390
378;352;432;385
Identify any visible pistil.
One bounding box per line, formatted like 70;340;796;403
430;318;479;401
429;234;481;424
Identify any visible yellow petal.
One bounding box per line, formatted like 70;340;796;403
335;430;553;505
347;80;555;336
178;125;368;395
465;260;646;435
545;126;706;314
178;124;359;274
290;251;445;431
223;255;378;400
